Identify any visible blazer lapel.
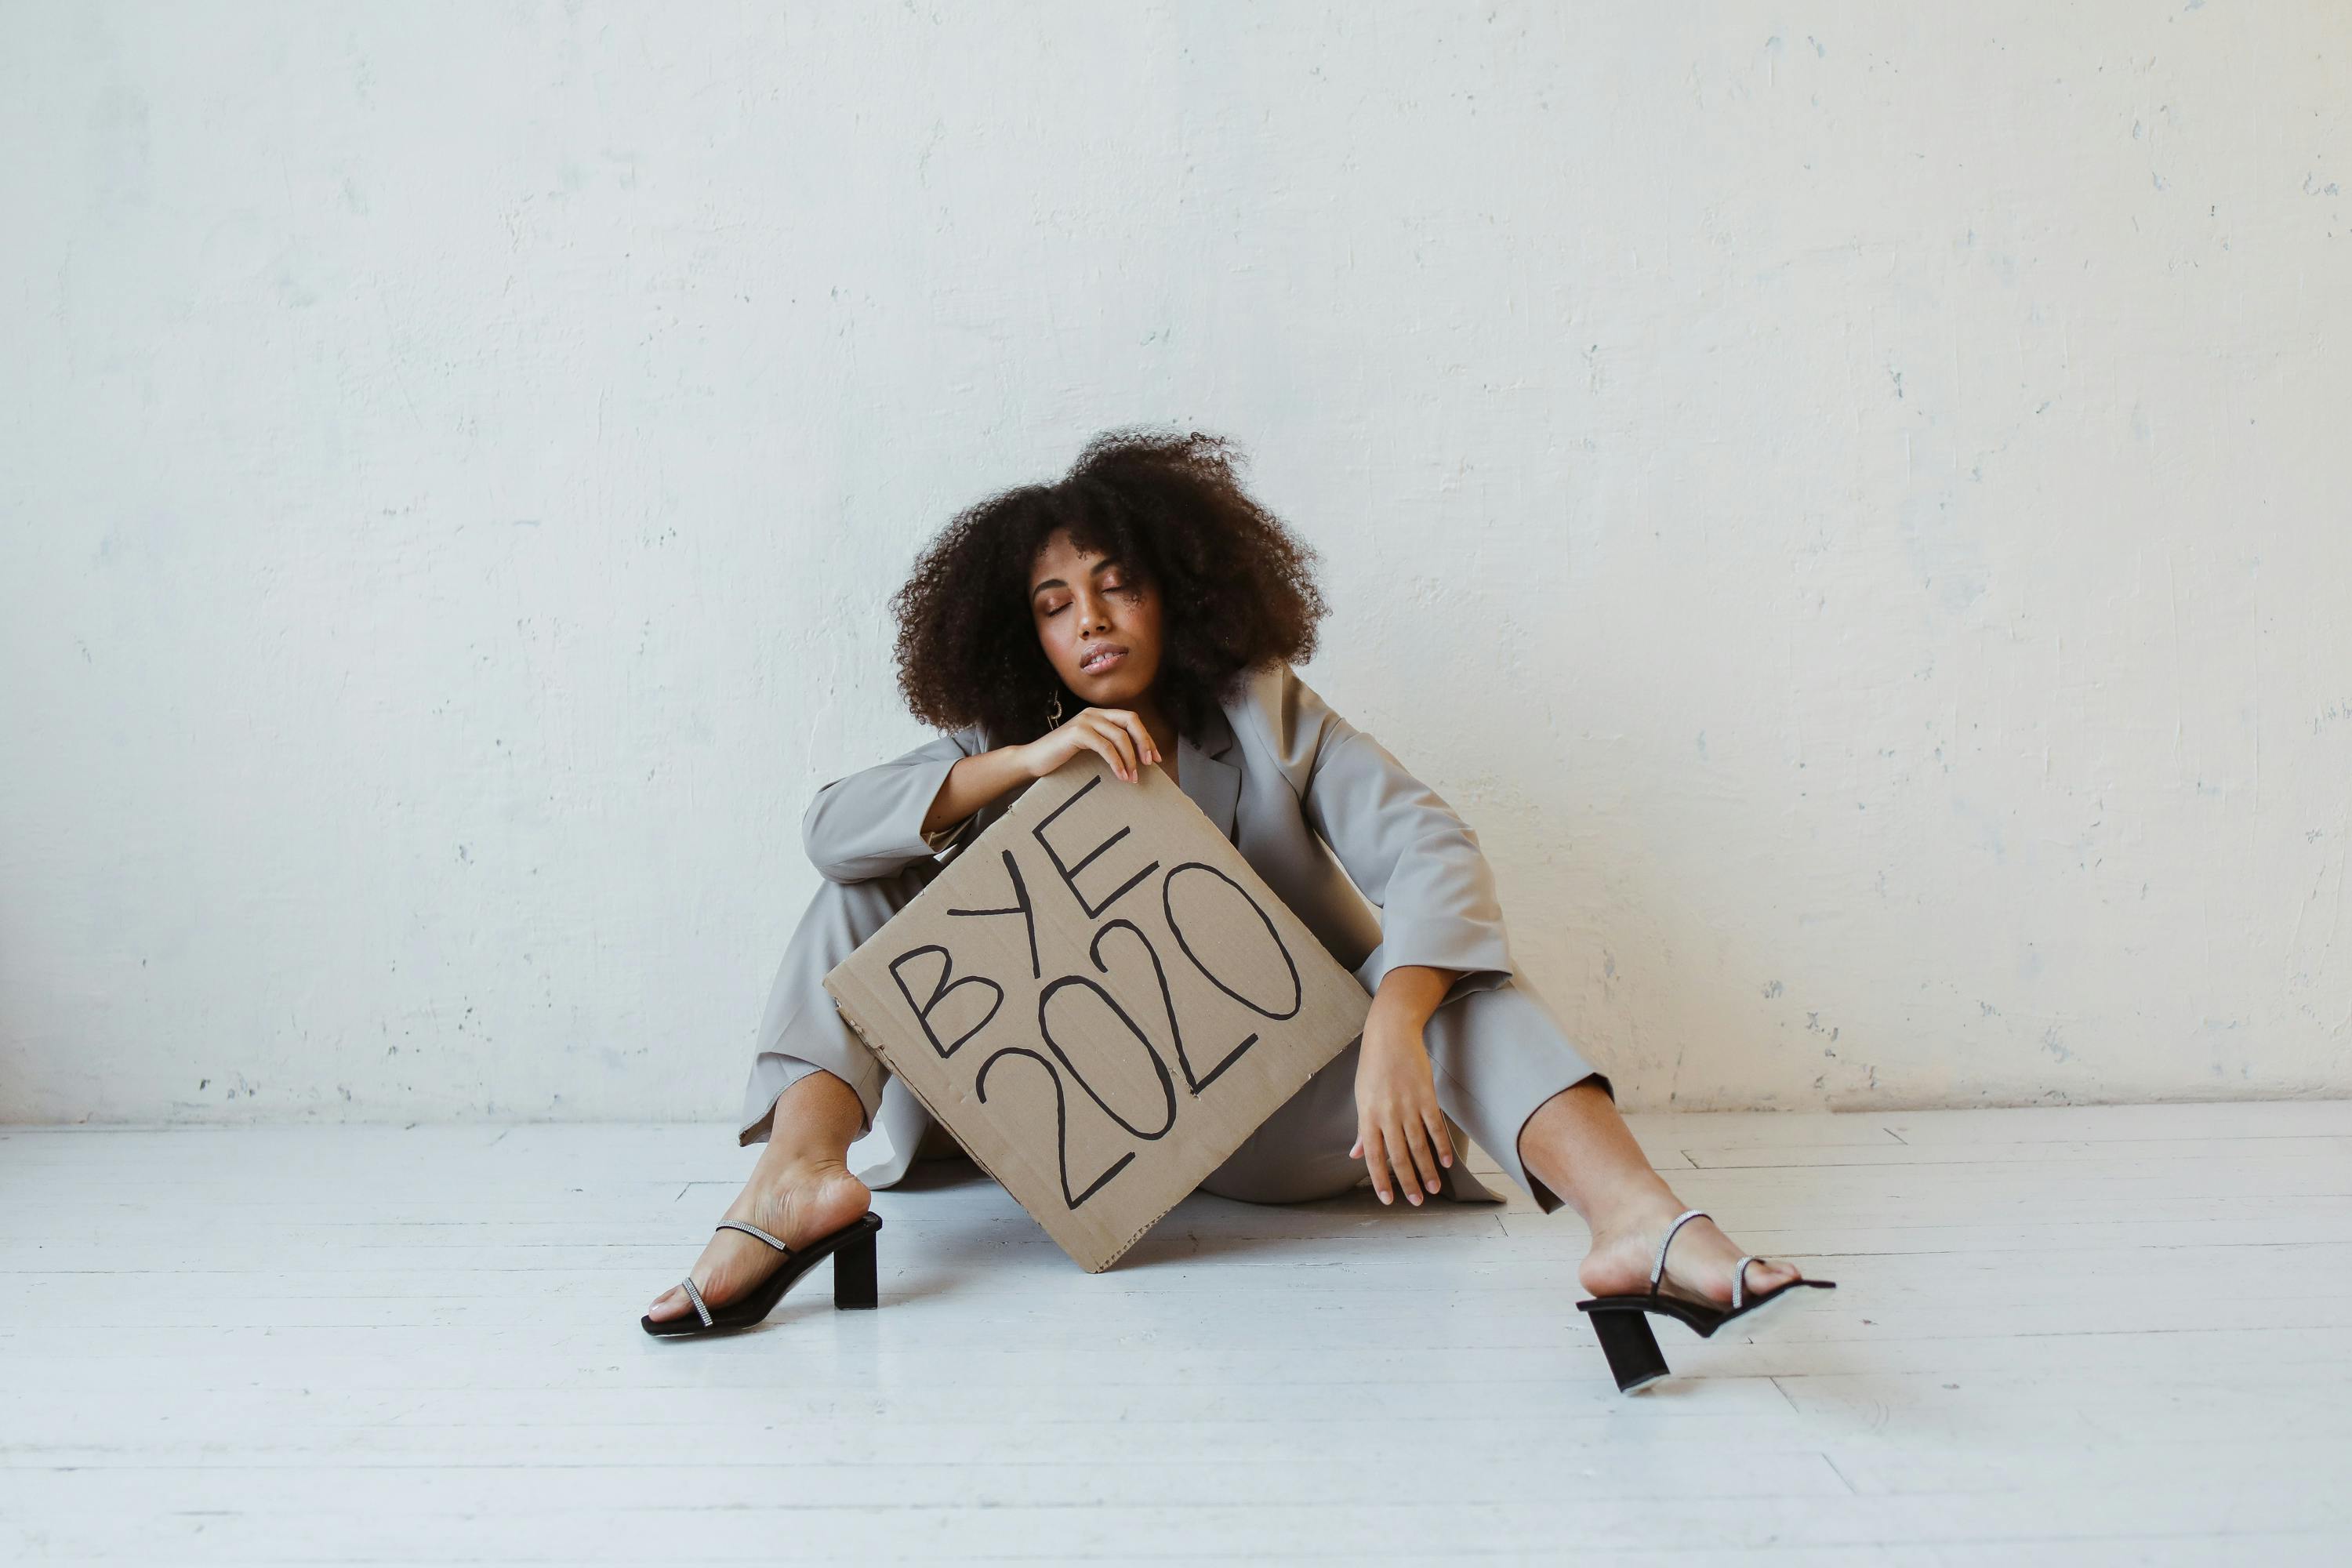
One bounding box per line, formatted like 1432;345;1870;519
1178;701;1242;845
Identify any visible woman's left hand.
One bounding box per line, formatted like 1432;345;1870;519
1349;1010;1454;1206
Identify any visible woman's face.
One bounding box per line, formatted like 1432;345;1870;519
1028;528;1164;711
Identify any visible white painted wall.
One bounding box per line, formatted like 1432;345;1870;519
3;2;2346;1127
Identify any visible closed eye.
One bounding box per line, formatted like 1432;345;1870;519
1044;584;1139;615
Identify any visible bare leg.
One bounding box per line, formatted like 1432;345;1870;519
1515;1079;1802;1305
644;1067;873;1323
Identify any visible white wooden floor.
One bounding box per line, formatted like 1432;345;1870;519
4;1102;2349;1565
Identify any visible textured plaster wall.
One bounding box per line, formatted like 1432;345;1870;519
2;2;2347;1127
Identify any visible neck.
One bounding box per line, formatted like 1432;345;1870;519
1127;687;1179;760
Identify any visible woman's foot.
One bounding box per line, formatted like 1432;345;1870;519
644;1155;872;1324
1576;1193;1803;1308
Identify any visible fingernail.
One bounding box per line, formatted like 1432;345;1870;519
1426;1178;1441;1193
1440;1156;1453;1167
1407;1192;1421;1206
1379;1190;1392;1205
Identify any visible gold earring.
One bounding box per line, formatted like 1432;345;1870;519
1047;693;1064;726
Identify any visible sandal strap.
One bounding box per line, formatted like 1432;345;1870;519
679;1275;713;1328
1731;1254;1760;1312
1650;1208;1710;1294
716;1219;792;1254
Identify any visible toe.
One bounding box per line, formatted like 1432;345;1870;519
646;1285;684;1321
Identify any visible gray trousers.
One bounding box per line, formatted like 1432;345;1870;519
737;858;1612;1212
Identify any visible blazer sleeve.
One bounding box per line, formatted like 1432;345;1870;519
1290;677;1518;1008
802;725;988;884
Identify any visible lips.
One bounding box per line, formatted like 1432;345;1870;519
1080;644;1128;674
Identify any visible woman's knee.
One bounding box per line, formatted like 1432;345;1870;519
797;862;933;953
1422;975;1551;1049
1421;980;1610;1144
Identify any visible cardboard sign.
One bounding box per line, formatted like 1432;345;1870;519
822;749;1373;1272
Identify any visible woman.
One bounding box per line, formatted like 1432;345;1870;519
644;430;1823;1379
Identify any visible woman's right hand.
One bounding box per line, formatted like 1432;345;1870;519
1017;706;1160;784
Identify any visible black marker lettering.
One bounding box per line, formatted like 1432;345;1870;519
1161;861;1304;1021
1036;971;1178;1138
1090;917;1256;1098
886;943;1004;1061
975;1046;1137;1210
1032;773;1160;919
944;846;1042;981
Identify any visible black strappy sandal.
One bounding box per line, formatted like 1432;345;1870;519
641;1211;882;1338
1574;1207;1835;1392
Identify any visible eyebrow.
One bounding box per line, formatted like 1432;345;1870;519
1029;557;1123;600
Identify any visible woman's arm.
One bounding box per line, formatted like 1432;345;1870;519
1369;961;1467;1025
1283;668;1517;1204
1350;960;1466;1204
802;728;996;883
804;705;1165;883
1290;678;1517;1007
917;745;1035;844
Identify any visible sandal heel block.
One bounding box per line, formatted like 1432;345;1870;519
643;1211;884;1338
833;1227;878;1310
1579;1304;1670;1393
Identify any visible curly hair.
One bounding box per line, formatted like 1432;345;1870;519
887;428;1331;746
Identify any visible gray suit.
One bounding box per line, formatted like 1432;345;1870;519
738;661;1610;1212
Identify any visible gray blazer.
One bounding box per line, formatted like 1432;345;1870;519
808;660;1519;1001
799;659;1526;1197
